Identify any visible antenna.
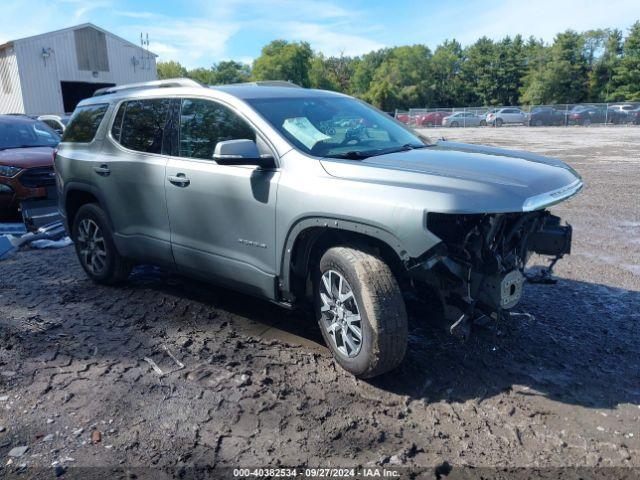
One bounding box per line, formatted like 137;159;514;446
139;32;151;70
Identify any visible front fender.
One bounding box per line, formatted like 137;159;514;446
278;216;411;295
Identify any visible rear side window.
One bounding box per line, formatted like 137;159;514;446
178;98;255;160
111;99;172;154
62;104;108;143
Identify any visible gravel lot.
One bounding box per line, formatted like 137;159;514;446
0;127;638;479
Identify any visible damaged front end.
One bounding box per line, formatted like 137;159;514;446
410;210;572;337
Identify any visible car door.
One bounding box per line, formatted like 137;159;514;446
498;109;510;123
165;97;280;299
96;98;174;266
503;108;517;124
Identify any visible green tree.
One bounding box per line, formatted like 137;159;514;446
428;40;467;107
350;49;391;97
309;54;342;91
463;37;497;105
496;35;527;105
589;29;622;101
187;67;216;85
157;60;187;79
252;40;313;87
210;60;251;84
521;31;589;104
610;21;640;100
365;45;432;109
366;79;399;111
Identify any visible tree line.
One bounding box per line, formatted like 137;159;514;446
157;21;640;111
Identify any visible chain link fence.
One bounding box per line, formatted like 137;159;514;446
394;103;640;128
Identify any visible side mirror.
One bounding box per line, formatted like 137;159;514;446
213;139;275;168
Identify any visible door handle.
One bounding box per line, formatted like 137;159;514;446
93;164;110;176
168;173;190;187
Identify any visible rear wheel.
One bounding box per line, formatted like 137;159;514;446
479;120;487;126
450;121;459;128
72;204;132;285
315;247;408;378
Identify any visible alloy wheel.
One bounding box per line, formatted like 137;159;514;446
319;270;363;358
77;218;107;275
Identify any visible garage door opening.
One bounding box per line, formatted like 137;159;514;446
61;81;115;113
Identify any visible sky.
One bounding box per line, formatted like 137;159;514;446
1;0;639;69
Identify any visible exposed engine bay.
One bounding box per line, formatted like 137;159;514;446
412;210;572;336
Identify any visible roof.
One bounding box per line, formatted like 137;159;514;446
0;114;40;124
210;84;345;100
0;23;157;56
80;78;345;105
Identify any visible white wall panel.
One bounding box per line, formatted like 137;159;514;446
0;47;25;114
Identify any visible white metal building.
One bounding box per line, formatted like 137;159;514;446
0;23;157;115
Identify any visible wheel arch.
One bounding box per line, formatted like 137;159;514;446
280;217;410;303
63;182;114;233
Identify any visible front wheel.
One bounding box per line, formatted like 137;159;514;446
72;203;132;285
479;120;487;126
315;247;408;378
495;118;504;127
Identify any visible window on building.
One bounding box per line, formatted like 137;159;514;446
74;27;109;72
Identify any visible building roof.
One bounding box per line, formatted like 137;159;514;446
0;23;157;56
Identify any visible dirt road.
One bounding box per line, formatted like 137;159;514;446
1;127;638;478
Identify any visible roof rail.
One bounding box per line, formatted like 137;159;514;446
93;78;203;97
216;80;302;88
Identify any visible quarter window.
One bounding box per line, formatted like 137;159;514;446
62;104;108;143
112;99;172;154
178;98;255;160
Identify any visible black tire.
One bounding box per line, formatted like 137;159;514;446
450;121;459;128
495;118;504;127
72;203;132;285
479;120;486;126
315;246;408;378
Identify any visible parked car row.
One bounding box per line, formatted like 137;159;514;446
396;103;640;127
0;114;61;220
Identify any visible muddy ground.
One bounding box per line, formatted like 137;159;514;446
0;127;638;479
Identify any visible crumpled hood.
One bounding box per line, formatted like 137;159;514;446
0;147;54;168
319;140;582;213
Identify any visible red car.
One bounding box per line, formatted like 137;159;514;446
0;115;60;220
395;113;410;124
414;111;450;127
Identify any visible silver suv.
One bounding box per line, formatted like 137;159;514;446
56;79;582;378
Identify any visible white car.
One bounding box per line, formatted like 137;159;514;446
486;108;528;127
442;112;486;127
37;114;71;134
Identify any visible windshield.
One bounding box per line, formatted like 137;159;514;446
0;120;60;150
247;96;430;158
